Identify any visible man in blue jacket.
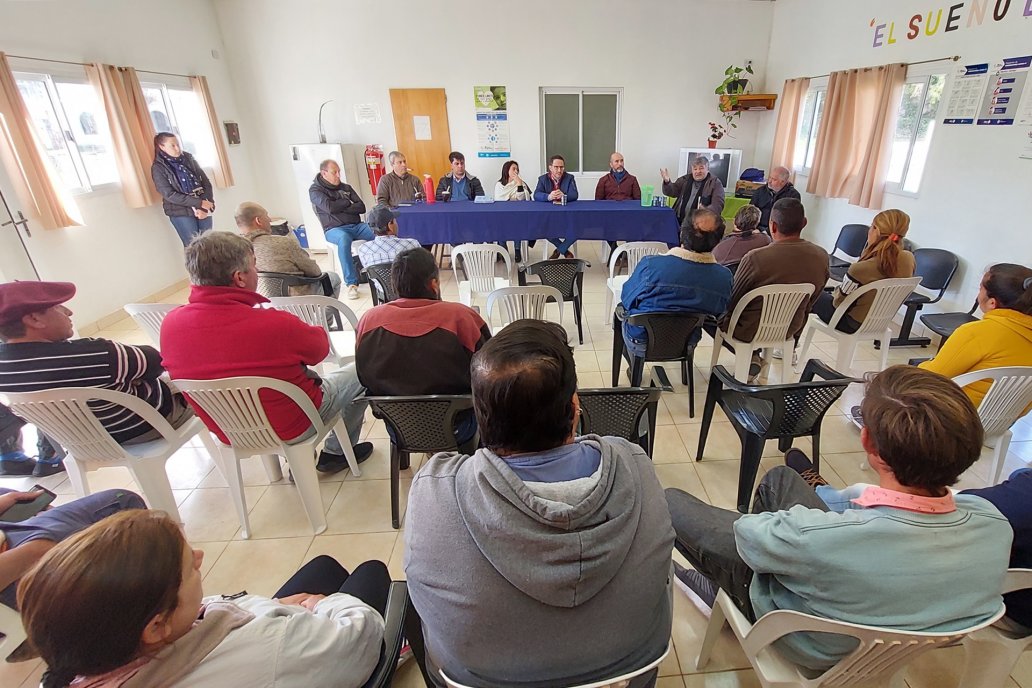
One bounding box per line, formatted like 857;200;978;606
620;209;731;358
534;154;579;258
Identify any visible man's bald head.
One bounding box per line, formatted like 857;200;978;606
679;209;725;253
609;152;625;173
234;202;270;231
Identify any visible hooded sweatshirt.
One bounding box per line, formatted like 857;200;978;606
405;435;674;687
919;308;1032;409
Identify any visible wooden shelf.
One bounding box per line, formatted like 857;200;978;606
719;94;777;112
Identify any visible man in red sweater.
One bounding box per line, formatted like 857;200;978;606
161;232;371;473
595;152;642;256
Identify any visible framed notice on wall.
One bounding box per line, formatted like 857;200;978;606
474;85;510;158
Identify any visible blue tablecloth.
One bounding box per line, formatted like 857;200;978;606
394;200;679;245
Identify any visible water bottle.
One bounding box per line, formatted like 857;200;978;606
423;175;436;204
561;193;567;206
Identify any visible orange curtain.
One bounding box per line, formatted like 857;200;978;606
189;75;234;188
86;64;159;208
769;77;810;172
806;63;906;210
0;52;80;229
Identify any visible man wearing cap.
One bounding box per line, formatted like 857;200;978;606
0;281;193;476
356;206;421;272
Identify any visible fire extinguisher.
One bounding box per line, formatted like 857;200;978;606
364;144;384;198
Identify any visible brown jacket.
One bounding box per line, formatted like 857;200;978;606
722;238;830;341
243;228;323;296
376;171;423;206
595;172;641;201
833;251;916;324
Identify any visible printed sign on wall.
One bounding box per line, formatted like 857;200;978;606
474;86;510;158
977;55;1031;125
870;2;1032;49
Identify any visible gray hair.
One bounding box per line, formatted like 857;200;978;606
734;204;762;233
388;150;405;164
771;166;791;181
185;231;254;286
319;159;339;172
690;156;710;169
233;202;266;229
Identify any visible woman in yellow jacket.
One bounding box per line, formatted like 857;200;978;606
920;263;1032;409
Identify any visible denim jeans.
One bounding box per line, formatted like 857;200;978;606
288;364;367;455
168;214;213;246
665;465;829;618
324;223;375;286
548;238;576;255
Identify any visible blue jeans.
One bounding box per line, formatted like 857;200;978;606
548;238;576;255
289;364;368;456
168;214;213;246
325;224;375;286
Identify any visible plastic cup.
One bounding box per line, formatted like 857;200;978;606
641;184;654;207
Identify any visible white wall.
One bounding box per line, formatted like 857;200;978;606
759;0;1032;313
0;0;260;325
211;0;776;222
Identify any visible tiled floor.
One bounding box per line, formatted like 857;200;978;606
3;241;1030;688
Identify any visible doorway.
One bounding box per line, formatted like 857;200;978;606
388;88;453;183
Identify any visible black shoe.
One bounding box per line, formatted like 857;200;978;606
673;562;717;617
784;448;828;487
32;460;65;477
849;405;865;430
0;458;37;476
316;442;374;474
352;441;374;463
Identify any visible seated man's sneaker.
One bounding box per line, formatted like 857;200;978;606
346;284;360;300
32;459;65;478
316;442;374;474
784;448;829;488
0;456;36;476
849;405;865;430
673;562;716;619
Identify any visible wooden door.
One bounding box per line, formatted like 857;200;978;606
389;89;452;183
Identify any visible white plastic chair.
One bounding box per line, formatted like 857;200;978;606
452;243;512;308
604;241;668;324
797;277;921;375
485;286;564;330
267;295;358;370
440;643;670;688
952;367;1032;486
958;569;1032;688
172;376;362;538
123;303;179;348
2;387;217;524
710;284;815;383
698;588;1006;688
0;603;26;662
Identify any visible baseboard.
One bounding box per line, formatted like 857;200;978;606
77;278;189;337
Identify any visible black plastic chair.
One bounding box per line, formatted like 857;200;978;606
880;247;959;348
577;385;665;456
366;395;476;529
698;360;858;512
520;258;590;344
365;262;398;306
360;581;410;688
920;300;979;351
256;271;327;298
828;224;869;281
611;310;708;417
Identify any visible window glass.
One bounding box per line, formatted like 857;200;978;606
582;93;618;172
16;76;84;191
543;93;580;172
903;74;944;193
804;90;826;170
53;80;119;186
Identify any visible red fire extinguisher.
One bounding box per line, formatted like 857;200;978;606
423;175;435;204
364;145;384;198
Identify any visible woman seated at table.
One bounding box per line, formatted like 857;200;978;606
18;510;391;688
812;209;915;333
494;160;534;261
918;263;1032;409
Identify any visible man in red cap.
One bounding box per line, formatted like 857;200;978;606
0;281;192;476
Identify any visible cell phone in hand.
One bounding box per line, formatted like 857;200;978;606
0;485;57;523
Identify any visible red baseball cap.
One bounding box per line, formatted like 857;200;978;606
0;281;76;326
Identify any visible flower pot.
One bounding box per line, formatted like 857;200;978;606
707;140;717;149
728;79;749;94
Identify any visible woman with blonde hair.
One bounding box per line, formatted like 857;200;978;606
813;209;916;333
18;510;390;688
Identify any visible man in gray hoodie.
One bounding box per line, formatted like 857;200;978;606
405;319;674;687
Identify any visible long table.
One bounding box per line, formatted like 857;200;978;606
394;199;679;246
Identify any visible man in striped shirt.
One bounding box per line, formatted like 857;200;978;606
0;281;192;477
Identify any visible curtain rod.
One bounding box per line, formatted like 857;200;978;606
805;55;959;80
5;54;193;78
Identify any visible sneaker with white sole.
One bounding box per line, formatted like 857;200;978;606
771;349;800;366
346;284;360;300
673;562;717;618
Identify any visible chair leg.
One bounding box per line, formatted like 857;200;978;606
737;434;764;513
631;356;645;387
574;296;584;345
697;377;720;461
879;327;891;371
709;331;723;369
126;460;182;523
284;445;327;535
612;318;624;387
331;419;362;478
734;346;751;383
696;593;728;670
604;288;613;325
64;456;90;498
798;324;815;370
835;337;857;375
781;339;795;383
646;402;659;458
215;446;251;540
391;444;402;530
260;454;284;482
988;431;1012;486
687;350;696;418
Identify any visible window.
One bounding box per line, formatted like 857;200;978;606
540;88;621;175
140;80;217;168
885;73;945;195
14;70;119;193
793;79;828;174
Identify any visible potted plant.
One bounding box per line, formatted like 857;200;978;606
707;122;727;148
715;63;755;130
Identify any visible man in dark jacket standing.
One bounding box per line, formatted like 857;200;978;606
435;152;484;201
749;166;801;234
309;160;371;300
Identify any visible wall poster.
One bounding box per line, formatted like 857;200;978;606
474;85;510;158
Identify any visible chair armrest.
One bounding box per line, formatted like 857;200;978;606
360;581;409;688
799;359;860;384
709;365;764;393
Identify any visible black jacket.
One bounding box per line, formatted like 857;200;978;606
151;152;213;218
435;172;485;201
309;175;367;230
749;182;801;230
